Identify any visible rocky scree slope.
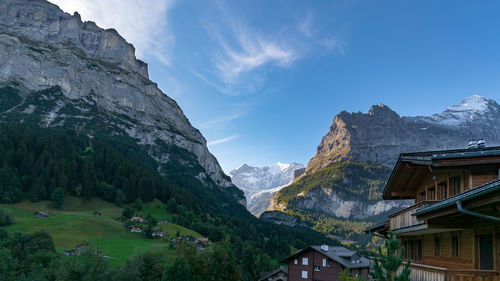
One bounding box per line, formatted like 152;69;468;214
0;0;244;204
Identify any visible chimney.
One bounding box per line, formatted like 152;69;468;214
477;138;485;148
321;245;328;252
468;140;477;149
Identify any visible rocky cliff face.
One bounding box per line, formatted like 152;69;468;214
307;96;500;173
0;0;243;202
229;162;305;215
264;96;500;232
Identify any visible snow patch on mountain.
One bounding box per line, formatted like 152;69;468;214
415;95;499;127
229;162;305;215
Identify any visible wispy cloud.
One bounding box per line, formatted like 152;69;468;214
198;111;245;129
215;26;296;85
298;12;314;37
48;0;175;65
207;135;239;146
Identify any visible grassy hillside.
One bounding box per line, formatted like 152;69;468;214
0;197;201;267
274;161;391;206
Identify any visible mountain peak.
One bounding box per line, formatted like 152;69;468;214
448;95;492;112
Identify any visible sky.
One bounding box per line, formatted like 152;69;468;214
48;0;500;172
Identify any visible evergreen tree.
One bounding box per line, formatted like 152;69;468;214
134;198;143;211
165;256;191;281
50;188;64;209
122;206;134;219
374;232;411;281
115;189;126;207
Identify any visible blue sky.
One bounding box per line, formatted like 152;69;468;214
50;0;500;172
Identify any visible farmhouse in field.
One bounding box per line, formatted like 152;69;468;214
159;219;169;224
366;145;500;281
283;245;369;281
33;211;48;218
129;225;142;233
93;211;102;216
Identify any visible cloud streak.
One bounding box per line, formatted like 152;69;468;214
48;0;175;65
207;135;239;146
215;25;296;85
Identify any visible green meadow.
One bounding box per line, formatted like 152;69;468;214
0;197;202;267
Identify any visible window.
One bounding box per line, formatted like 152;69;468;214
416;240;422;261
435;238;441;256
418;192;426;202
302;257;308;265
428;187;436;200
449;177;461;196
402;241;408;258
322;258;327;267
314;266;320;271
294;259;298;265
438;182;448;200
409;240;415;260
302;271;308;279
452;236;459;257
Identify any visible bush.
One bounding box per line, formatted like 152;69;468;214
0;209;13;226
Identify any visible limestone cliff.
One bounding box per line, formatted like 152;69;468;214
0;0;244;203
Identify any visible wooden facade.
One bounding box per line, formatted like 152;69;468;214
367;147;500;281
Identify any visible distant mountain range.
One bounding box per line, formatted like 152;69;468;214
229;162;305;215
262;95;500;245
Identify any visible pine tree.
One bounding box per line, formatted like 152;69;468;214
50;188;64;209
115;189;126;207
373;231;411;281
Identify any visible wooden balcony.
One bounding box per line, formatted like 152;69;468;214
397;263;500;281
389;201;437;233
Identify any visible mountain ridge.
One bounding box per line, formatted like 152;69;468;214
0;0;243;203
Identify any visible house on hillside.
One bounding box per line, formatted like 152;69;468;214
159;219;169;224
283;245;369;281
93;211;102;216
33;211;48;218
129;225;142;233
130;216;147;223
365;145;500;281
152;230;165;238
258;267;287;281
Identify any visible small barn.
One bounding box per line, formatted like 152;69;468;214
93;211;102;217
33;211;48;218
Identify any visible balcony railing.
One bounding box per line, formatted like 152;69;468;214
397;263;500;281
389;201;437;232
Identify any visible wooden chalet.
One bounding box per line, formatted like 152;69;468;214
366;146;500;281
283;245;369;281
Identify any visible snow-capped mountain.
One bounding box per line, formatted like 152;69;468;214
416;95;500;127
229;162;305;215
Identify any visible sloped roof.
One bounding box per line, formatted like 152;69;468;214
283;245;369;269
258;267;287;281
383;146;500;199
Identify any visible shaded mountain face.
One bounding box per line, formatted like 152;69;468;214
229;162;305;215
307;96;500;173
0;0;244;204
